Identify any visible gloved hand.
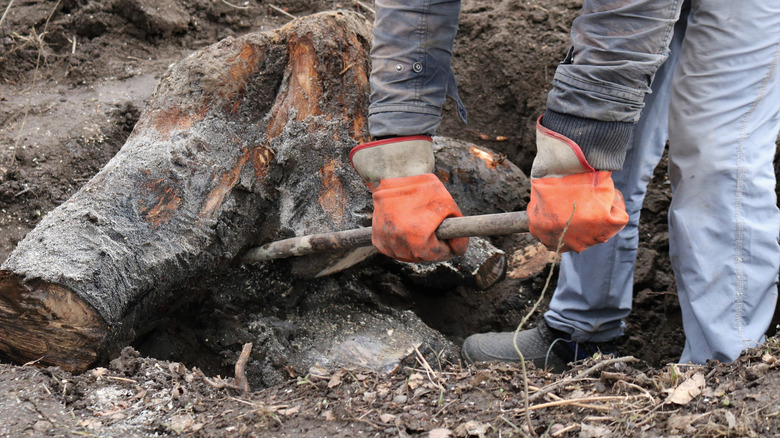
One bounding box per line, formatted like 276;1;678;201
528;116;629;252
350;136;469;263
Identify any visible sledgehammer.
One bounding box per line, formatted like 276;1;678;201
241;210;529;263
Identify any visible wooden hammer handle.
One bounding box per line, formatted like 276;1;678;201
241;211;529;263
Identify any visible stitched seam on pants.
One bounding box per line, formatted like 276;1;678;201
735;39;780;348
415;0;431;102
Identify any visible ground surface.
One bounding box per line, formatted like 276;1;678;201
1;0;779;436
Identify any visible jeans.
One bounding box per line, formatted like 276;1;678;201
368;0;466;137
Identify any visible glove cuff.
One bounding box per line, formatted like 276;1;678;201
350;136;434;184
532;116;594;179
541;110;631;171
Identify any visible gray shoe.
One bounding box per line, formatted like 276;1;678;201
461;322;618;373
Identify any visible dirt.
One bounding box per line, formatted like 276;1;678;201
1;0;779;436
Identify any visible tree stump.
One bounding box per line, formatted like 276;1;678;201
0;11;374;373
0;11;530;374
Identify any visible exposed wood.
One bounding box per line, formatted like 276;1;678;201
315;246;380;278
507;240;556;280
401;237;508;291
0;272;106;371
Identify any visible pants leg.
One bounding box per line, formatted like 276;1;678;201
544;14;688;343
368;0;466;137
667;0;780;364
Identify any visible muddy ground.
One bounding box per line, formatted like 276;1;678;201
1;0;779;436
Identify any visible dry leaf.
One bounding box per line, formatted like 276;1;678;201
91;367;108;380
667;372;705;405
168;414;195;434
455;421;490;438
328;370;343;388
579;423;609;438
666;413;700;434
408;373;424;390
429;428;452;438
78;418;103;431
725;411;736;429
280;405;301;416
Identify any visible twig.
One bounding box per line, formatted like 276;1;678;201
432;400;457;419
339;62;355;75
498;415;522;432
613;379;657;404
220;0;250;10
269;5;296;20
194;368;238;390
513;204;575;437
354;0;375;15
413;345;447;406
413;346;444;391
22;356;44;366
529;356;639;402
107;376;138;384
234;342;253;393
551;424;578;436
498;415;532;437
13;186;30;197
0;0;15;28
515;395;638;414
346;416;383;430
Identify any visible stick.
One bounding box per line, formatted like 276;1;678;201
514;205;574;437
269;5;296;20
515;395;638;414
220;0;249;9
529;356;639;402
0;0;15;28
354;0;375;15
234;342;253;393
242;210;529;262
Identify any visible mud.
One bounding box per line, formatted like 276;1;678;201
1;0;780;436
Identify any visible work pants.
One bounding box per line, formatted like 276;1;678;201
546;0;780;364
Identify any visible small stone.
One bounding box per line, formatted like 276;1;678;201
32;420;53;433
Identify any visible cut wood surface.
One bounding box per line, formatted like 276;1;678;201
0;12;530;373
402;237;508;291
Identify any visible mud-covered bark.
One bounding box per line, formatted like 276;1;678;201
0;11;374;373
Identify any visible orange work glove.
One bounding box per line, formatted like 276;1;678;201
350;136;469;263
528;116;629;252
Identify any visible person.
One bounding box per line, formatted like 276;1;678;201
350;0;780;371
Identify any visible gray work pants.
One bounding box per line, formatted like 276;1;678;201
546;0;780;364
